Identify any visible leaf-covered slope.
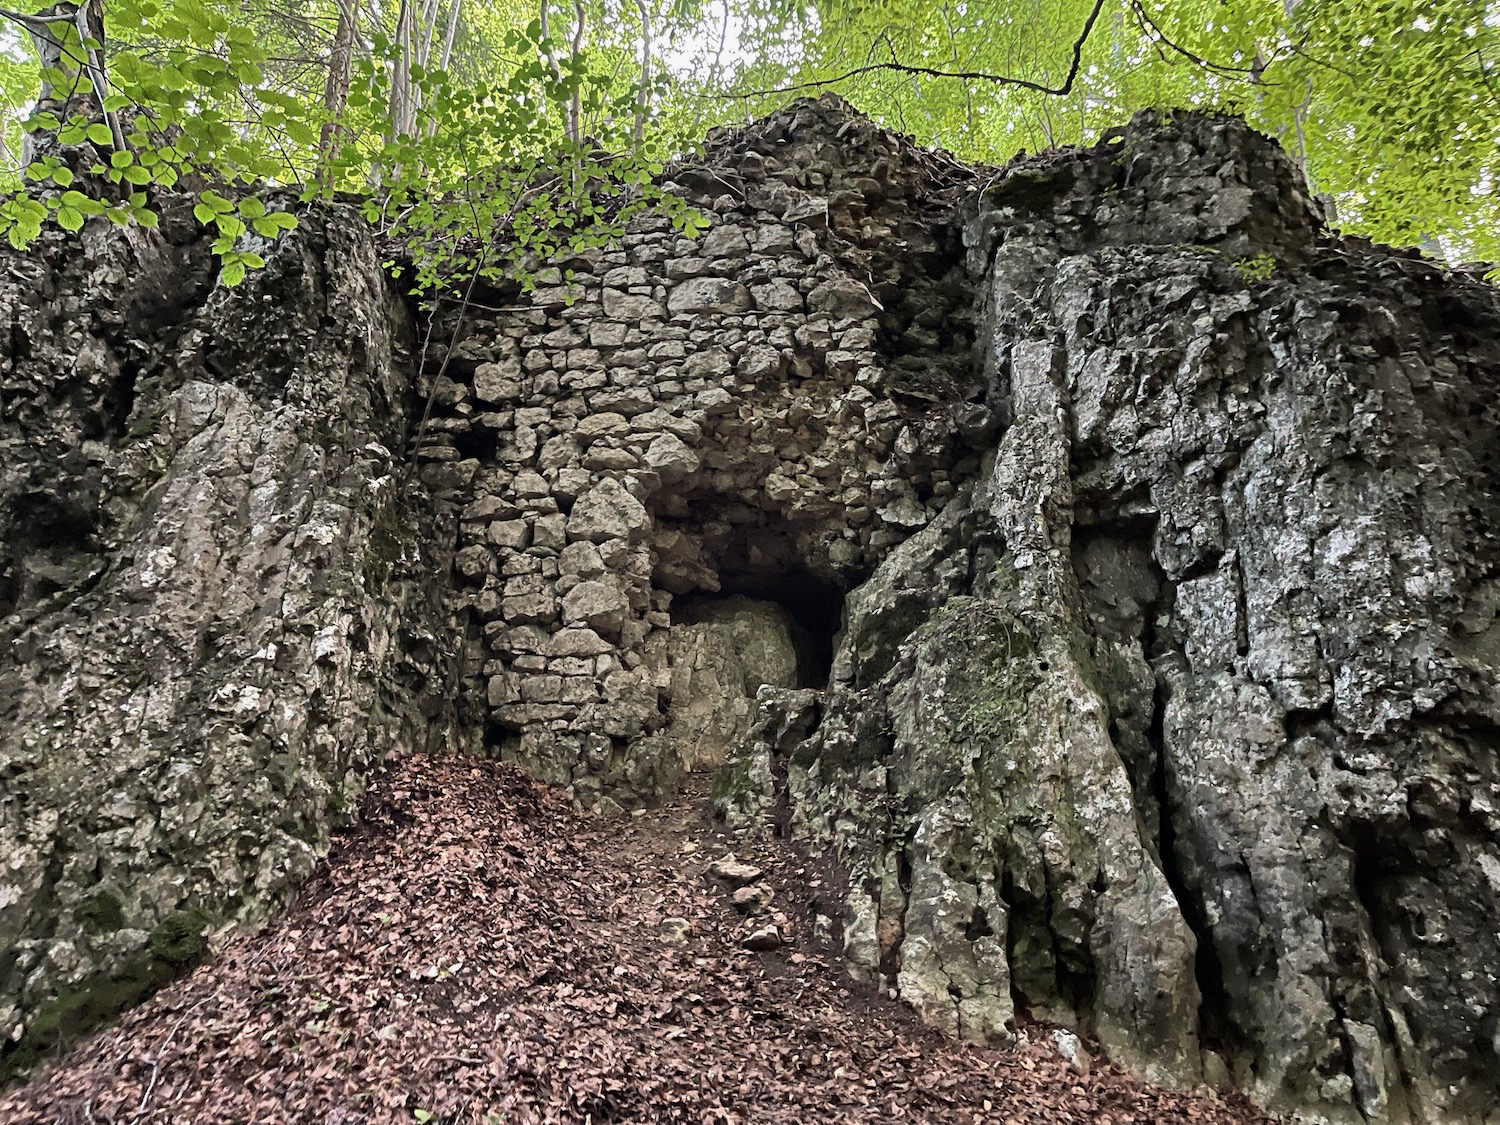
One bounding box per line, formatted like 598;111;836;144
0;756;1276;1125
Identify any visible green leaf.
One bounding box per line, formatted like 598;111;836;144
86;123;114;147
57;207;83;232
220;260;247;286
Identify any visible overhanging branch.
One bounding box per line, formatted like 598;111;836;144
712;0;1109;100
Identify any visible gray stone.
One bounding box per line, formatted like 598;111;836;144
658;917;692;943
474;357;524;403
807;278;879;319
559;540;605;579
708;857;764;887
561;579;630;635
742;925;783;951
602;290;666;321
643;433;700;482
566;478;651;544
668;277;752;315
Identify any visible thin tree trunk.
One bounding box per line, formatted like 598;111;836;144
438;0;462;69
390;0;413;141
76;1;125;151
319;0;362;185
631;0;651;144
423;0;462;138
568;0;586;143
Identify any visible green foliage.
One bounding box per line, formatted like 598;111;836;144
709;0;1500;261
0;0;1491;283
1233;253;1276;284
0;0;701;291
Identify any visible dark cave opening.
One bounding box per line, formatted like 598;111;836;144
651;498;849;690
671;561;843;689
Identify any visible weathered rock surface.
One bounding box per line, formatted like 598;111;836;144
3;93;1498;1125
719;107;1500;1123
0;209;455;1075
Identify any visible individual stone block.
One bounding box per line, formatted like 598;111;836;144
474;357;524;403
753;224;796;254
532;513;567;552
552;467;592;503
666;257;710;280
488;519;530;549
751;281;804;312
486;673;519;707
702;225;750;257
561;579;630;636
567;478;651;544
602;290;665;320
511;470;551;498
462;494;519;522
644;434;701;482
575;412;630;441
501;592;557;625
591;387;655;416
808;278;879;318
685;349;733;378
548;627;613;657
738;345;784;380
583;445;639;471
668;277;752;315
519;674;565;702
695;387;736;415
559;540;606;579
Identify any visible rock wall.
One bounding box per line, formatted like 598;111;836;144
0;207;457;1074
3;94;1499;1125
719;108;1500;1124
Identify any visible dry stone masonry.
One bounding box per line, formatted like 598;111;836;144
415;98;983;808
3;95;1499;1125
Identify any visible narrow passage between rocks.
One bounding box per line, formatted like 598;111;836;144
1;757;1276;1124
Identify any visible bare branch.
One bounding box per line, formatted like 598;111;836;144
712;0;1109;100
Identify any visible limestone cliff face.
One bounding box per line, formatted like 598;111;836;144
3;97;1498;1124
719;108;1500;1123
0;207;456;1073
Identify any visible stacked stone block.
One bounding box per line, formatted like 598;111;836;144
412;96;986;807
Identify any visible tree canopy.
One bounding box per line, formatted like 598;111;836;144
0;0;1494;289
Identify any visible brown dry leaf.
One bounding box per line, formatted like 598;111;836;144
2;756;1278;1125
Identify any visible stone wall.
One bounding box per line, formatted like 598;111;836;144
414;96;987;808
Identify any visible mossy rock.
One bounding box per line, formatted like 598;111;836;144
711;749;760;805
74;891;126;936
148;906;214;965
1;906;216;1086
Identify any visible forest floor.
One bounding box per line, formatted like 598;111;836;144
2;755;1276;1124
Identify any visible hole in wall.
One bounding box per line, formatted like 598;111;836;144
652;496;848;689
672;578;840;690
